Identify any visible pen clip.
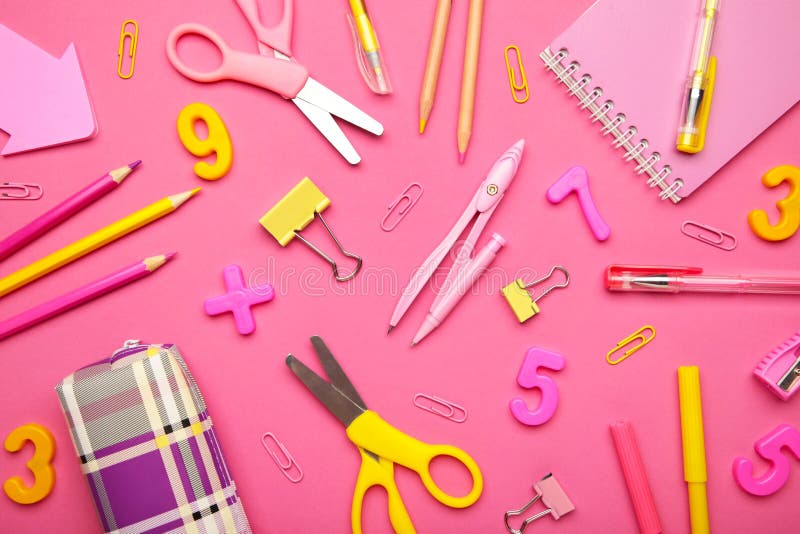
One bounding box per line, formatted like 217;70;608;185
608;265;703;277
693;56;717;153
346;11;392;94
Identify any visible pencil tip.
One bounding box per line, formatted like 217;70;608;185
387;326;394;335
458;152;465;164
165;252;177;260
190;187;202;196
419;119;427;134
129;160;142;169
410;342;416;347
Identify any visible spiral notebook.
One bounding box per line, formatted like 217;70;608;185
540;0;800;203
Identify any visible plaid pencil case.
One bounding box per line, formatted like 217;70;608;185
56;341;251;534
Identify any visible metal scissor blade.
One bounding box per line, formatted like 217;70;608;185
297;77;384;136
286;354;364;428
310;336;367;410
292;97;361;164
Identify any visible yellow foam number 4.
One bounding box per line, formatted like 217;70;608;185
177;102;233;181
748;165;800;241
3;423;56;505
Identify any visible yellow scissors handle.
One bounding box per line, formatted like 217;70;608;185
346;411;484;509
351;449;415;534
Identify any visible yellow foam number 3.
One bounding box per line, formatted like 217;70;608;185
3;423;56;505
177;102;233;181
748;165;800;241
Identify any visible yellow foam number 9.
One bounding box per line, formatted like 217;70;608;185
4;423;56;505
748;165;800;241
177;102;233;181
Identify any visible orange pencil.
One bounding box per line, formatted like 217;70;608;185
457;0;484;162
418;0;452;134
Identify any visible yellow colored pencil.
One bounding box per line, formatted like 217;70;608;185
0;188;200;299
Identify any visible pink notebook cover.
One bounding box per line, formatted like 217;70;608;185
544;0;800;201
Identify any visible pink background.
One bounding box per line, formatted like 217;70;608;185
1;0;798;533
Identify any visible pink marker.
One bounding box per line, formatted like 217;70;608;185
411;233;505;346
204;265;275;335
546;165;610;241
0;161;141;261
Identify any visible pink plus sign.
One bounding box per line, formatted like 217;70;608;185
204;265;275;335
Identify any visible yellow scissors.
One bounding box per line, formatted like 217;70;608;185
286;336;484;534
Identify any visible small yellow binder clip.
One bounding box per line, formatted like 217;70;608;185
606;326;656;365
259;177;362;282
117;20;139;79
504;45;529;104
501;266;569;323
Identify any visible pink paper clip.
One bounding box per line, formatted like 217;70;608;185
546;166;610;241
261;432;303;483
510;347;565;426
381;182;423;231
733;424;800;496
681;221;737;251
1;182;43;200
504;474;575;533
753;331;800;401
412;393;467;423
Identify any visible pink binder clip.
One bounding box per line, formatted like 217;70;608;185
733;424;800;496
204;264;275;335
546;166;610;241
510;347;565;426
504;474;575;533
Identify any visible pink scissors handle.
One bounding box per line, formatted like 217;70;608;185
234;0;293;56
165;23;308;98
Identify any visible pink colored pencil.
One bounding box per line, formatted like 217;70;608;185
0;252;174;341
0;160;141;261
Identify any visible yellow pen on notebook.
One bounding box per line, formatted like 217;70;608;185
676;0;719;154
347;0;392;94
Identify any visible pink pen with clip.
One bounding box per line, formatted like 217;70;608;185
412;233;504;345
388;139;524;335
606;265;800;294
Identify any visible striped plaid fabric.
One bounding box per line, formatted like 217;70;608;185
56;343;251;534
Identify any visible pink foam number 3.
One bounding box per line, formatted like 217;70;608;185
546;166;611;241
732;424;800;496
510;347;566;426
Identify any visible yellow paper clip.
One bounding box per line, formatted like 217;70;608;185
259;177;362;282
117;19;138;79
501;266;569;323
504;45;529;104
606;326;656;365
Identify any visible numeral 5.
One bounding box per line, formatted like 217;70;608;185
732;424;800;496
510;347;565;426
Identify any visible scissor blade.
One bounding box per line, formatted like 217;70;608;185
297;78;384;136
286;354;365;428
292;97;361;164
310;336;368;410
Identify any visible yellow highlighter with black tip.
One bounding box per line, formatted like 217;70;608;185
677;0;719;154
347;0;392;94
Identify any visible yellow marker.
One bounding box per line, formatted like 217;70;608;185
678;366;710;534
676;0;719;153
347;0;392;94
0;188;200;298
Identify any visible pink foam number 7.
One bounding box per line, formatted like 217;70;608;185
510;347;565;426
732;424;800;496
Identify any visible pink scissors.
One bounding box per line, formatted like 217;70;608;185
166;0;384;165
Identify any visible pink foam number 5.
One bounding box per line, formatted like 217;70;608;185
732;424;800;496
510;347;566;426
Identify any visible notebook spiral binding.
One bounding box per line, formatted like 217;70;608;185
540;47;683;203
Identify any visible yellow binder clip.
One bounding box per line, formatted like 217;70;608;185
501;266;569;323
117;19;139;79
606;326;656;365
504;45;529;104
259;177;362;282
